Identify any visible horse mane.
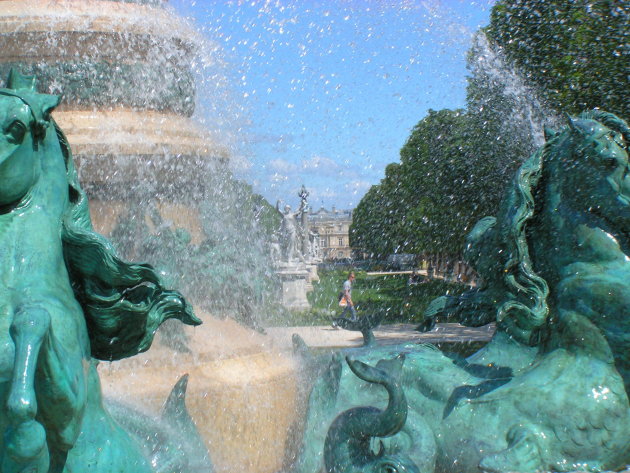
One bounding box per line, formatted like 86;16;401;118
491;110;629;345
491;143;550;345
1;69;200;360
55;123;201;361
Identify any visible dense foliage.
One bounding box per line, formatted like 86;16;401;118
351;164;408;258
267;270;467;326
487;0;629;118
352;109;507;258
351;0;626;261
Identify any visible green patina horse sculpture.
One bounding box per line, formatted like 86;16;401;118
0;70;202;472
297;111;630;473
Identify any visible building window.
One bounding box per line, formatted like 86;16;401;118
338;237;343;246
320;238;326;247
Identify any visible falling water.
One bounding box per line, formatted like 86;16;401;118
5;2;625;473
0;1;280;331
0;3;298;472
468;31;555;149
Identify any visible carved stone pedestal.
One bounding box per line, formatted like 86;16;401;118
304;263;319;291
276;265;311;310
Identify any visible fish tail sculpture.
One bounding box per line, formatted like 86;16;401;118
161;375;214;473
324;355;419;473
107;374;213;473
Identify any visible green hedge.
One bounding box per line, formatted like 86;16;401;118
266;269;469;327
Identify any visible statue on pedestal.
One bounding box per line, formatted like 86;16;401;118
275;185;312;265
276;202;303;263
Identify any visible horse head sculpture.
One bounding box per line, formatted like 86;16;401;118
0;70;60;207
0;70;203;473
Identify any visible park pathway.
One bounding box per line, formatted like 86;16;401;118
266;322;495;350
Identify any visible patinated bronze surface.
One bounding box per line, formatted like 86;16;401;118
324;356;419;473
298;111;630;473
0;70;206;472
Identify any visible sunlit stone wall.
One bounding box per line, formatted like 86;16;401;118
0;0;229;242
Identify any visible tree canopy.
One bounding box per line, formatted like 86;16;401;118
351;0;627;262
487;0;629;118
351;109;500;259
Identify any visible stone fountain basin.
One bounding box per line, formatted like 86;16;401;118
99;312;301;473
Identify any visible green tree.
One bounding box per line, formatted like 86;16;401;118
353;0;629;265
398;109;497;257
487;0;629;118
352;109;500;260
350;163;409;258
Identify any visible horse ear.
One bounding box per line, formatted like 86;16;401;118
6;69;37;91
32;94;61;141
543;126;556;140
39;94;61;120
565;113;582;135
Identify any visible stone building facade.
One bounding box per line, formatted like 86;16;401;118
308;207;353;260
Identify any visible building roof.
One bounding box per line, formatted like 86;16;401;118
309;207;352;222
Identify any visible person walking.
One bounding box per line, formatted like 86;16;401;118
338;271;357;322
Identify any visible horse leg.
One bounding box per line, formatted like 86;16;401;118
35;320;87;470
2;305;51;473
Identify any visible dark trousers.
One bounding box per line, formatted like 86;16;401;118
340;304;358;321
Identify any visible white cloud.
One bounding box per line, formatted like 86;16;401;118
301;155;339;171
267;155;344;182
247;154;376;210
344;180;372;195
270;172;289;183
269;158;298;173
311;188;340;201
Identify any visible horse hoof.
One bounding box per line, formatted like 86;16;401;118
479;425;544;473
3;420;49;473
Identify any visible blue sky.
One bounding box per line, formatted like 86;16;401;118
169;0;496;210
